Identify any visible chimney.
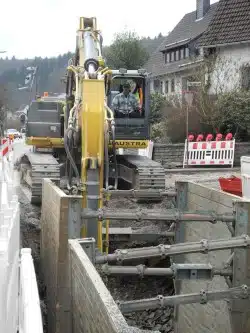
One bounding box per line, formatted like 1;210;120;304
196;0;210;20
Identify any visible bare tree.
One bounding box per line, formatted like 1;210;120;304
189;53;242;127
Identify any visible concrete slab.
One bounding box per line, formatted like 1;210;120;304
174;181;242;333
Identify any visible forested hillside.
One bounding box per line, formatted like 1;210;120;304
0;33;165;110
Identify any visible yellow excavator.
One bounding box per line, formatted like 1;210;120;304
19;16;166;249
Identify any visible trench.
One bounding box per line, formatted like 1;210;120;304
98;196;176;333
18;181;175;333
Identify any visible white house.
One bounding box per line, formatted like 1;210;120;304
145;0;218;96
198;0;250;94
146;0;250;97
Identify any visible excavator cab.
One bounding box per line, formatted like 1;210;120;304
106;70;150;141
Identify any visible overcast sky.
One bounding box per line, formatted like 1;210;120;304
0;0;218;59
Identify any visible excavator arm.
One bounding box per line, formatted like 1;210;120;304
64;17;111;251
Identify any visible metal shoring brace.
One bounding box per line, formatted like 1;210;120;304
117;285;250;314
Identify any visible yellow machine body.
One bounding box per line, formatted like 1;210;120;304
25;137;149;149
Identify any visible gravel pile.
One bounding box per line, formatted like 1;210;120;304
101;271;174;333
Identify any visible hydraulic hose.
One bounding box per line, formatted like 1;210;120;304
111;123;118;189
67;137;74;189
104;127;109;190
64;128;80;184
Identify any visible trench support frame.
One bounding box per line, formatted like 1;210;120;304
69;181;250;333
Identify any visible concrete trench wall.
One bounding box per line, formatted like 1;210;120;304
41;178;244;333
40;178;156;333
174;181;242;333
69;239;154;333
40;178;82;333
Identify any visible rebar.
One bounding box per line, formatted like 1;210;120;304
95;235;250;264
118;285;249;314
81;208;235;223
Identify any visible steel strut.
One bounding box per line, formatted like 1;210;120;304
118;285;249;314
101;263;232;278
95;235;250;264
100;189;177;199
81;209;235;223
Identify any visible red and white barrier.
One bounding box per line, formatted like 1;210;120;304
0;137;13;160
183;139;235;167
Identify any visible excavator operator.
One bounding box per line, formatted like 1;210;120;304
111;81;141;118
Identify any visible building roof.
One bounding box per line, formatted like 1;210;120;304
145;2;218;78
199;0;250;47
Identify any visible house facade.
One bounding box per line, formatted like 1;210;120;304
146;0;218;96
198;0;250;94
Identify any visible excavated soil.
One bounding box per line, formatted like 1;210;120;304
98;196;175;332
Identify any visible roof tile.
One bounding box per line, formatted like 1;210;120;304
199;0;250;46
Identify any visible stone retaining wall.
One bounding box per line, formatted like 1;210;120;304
153;142;250;168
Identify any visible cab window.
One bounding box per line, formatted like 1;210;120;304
107;77;145;119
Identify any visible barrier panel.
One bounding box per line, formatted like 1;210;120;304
0;138;43;333
0;145;20;333
19;248;43;333
183;139;235;167
0;137;13;160
241;156;250;199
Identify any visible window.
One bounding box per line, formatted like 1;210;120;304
165;81;169;94
171;52;175;62
171;79;175;92
194;47;200;56
153;79;160;92
175;50;179;61
164;46;189;63
165;52;170;63
207;47;216;56
180;48;184;60
160;81;164;94
241;66;250;90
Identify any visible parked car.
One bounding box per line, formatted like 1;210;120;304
6;128;22;139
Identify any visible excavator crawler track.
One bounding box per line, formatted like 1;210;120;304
19;152;60;204
118;155;166;201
